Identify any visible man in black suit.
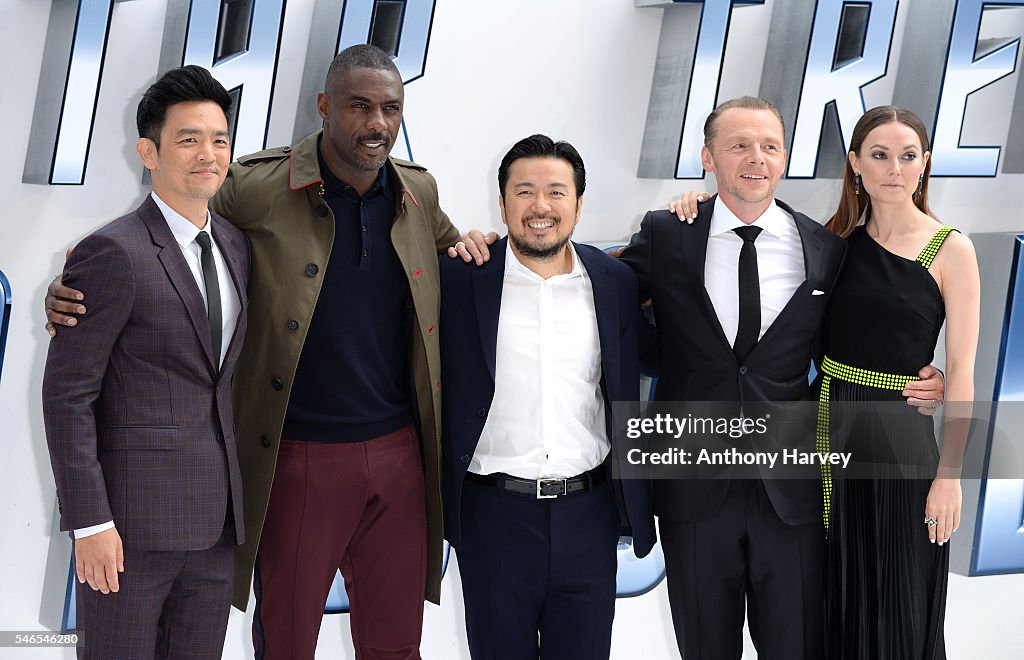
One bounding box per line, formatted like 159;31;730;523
619;96;843;660
439;135;655;660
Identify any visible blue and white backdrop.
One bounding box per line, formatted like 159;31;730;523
2;1;1023;657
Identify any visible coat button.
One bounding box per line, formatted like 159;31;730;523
460;454;471;464
316;205;329;218
216;432;225;443
477;408;487;418
281;146;291;153
260;435;272;448
286;319;299;332
271;377;283;391
739;366;748;375
305;263;319;276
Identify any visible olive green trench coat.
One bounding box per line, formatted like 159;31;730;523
210;130;460;608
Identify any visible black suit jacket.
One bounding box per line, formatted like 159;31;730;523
619;196;846;526
439;238;656;557
43;195;250;551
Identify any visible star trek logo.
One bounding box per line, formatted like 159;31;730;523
25;0;437;185
637;0;1024;178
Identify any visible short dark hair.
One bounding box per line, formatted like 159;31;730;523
703;96;785;147
136;65;231;147
497;134;586;198
325;44;401;93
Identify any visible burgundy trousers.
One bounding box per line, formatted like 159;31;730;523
252;425;427;660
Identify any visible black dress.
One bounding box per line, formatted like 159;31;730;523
813;224;954;660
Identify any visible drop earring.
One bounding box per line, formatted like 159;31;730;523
854;173;861;196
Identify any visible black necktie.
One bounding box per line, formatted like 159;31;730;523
732;225;763;362
195;231;222;367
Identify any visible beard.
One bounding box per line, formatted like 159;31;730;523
509;214;575;261
351;131;393;171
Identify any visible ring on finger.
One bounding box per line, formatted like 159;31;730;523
924;516;938;527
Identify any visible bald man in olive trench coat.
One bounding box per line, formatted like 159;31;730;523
208;130;459;611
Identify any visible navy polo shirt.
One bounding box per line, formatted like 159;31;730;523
282;149;414;442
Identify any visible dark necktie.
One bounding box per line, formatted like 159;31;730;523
732;225;763;362
195;231;222;367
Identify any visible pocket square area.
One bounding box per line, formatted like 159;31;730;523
812;289;825;296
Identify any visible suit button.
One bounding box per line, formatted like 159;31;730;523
271;377;283;391
460;454;471;464
739;366;748;375
477;408;487;418
286;319;299;332
305;263;319;277
216;432;225;443
281;146;291;153
316;205;329;218
260;435;272;448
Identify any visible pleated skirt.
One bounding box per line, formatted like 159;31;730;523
817;376;949;660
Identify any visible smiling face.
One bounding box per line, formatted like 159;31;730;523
701;107;787;220
849;120;930;206
500;156;582;263
317;66;403;191
136;100;230;220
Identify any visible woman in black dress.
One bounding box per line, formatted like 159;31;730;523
817;106;979;659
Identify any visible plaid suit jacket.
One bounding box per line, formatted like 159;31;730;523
42;195;249;551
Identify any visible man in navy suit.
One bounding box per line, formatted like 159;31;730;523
439;135;655;660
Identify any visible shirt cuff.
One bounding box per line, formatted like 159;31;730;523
74;521;115;539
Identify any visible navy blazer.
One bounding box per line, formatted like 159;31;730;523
439;237;656;558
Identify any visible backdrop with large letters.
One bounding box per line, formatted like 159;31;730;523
2;1;1023;657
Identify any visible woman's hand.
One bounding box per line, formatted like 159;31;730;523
924;478;961;546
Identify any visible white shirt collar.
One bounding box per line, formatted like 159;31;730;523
151;192;212;249
504;239;585;280
710;197;789;238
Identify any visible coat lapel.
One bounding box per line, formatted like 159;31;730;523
754;201;823;348
213;213;247;309
472;237;507;382
575;243;620;398
212;212;248;380
139;196;218;374
690;196;733;353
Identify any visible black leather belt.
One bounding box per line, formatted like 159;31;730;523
465;467;606;499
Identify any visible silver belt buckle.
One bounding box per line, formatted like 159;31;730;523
536;478;567;499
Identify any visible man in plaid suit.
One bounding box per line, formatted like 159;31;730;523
42;66;249;659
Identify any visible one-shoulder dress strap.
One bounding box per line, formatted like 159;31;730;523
916;226;958;269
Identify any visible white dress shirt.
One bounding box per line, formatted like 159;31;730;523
704;197;805;347
469;242;609;480
74;193;241;540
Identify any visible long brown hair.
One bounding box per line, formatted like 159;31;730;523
825;106;934;238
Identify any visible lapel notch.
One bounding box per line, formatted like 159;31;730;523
472;238;507;382
139;196;219;374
